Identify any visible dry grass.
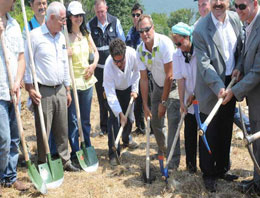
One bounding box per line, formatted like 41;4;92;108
1;89;257;198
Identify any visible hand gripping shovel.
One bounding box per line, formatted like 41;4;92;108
21;0;64;189
114;97;135;150
193;78;236;154
60;4;98;172
238;104;260;175
143;117;156;184
0;25;47;195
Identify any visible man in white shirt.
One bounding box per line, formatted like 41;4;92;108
137;15;181;172
24;1;79;172
0;0;29;194
103;38;139;166
193;0;242;192
87;0;125;136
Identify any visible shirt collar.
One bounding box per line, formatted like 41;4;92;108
245;8;260;33
6;13;15;30
41;23;61;38
97;16;108;29
211;11;229;27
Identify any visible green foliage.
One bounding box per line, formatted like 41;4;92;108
151;13;170;36
10;0;34;30
167;8;195;28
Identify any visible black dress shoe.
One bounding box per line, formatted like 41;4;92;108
238;179;255;193
203;177;217;193
218;173;239;182
64;163;80;172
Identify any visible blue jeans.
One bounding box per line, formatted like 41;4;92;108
0;100;20;184
234;107;251;133
68;87;93;159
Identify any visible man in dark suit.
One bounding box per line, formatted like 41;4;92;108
193;0;242;192
223;0;260;195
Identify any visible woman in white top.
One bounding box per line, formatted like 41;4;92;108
171;22;198;173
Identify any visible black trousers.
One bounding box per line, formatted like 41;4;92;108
94;67;108;133
105;86;133;159
134;82;145;130
184;113;198;170
199;76;236;178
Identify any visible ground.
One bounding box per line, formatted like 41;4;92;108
1;89;256;198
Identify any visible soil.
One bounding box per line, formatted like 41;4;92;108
1;89;254;198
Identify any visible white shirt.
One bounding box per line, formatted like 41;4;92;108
103;47;140;120
0;14;24;101
137;33;175;87
173;48;197;114
211;12;237;76
24;24;70;87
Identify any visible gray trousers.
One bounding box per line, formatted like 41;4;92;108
251;120;260;183
34;84;71;166
151;81;180;168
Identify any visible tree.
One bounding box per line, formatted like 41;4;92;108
151;13;170;36
167;8;195;28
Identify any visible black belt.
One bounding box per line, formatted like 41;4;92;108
38;83;62;89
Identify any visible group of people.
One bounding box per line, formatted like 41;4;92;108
1;0;260;196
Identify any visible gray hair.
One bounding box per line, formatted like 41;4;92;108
94;0;107;6
46;1;65;21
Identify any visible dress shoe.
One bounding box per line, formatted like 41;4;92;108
64;163;80;172
238;179;255;193
109;158;118;166
133;128;145;135
203;177;217;193
123;141;138;149
9;180;30;191
218;173;239;182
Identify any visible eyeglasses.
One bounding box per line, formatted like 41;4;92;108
132;13;141;18
174;42;182;47
73;14;84;18
234;3;247;10
138;25;152;34
56;16;67;23
113;55;125;64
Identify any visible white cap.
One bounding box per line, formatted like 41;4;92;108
68;1;85;15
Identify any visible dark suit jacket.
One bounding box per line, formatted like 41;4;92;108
232;12;260;122
193;11;242;114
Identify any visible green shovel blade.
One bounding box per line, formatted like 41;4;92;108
38;154;64;189
26;160;47;194
76;146;99;172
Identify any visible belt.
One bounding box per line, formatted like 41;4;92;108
38;83;62;89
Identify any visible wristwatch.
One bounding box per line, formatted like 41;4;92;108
160;100;167;107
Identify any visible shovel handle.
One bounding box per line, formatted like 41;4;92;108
21;0;50;154
0;28;30;162
203;77;236;131
115;97;134;148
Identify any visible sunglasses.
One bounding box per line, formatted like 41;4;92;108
234;3;247;10
113;55;125;64
132;13;141;18
138;25;152;34
73;14;84;18
174;42;182;47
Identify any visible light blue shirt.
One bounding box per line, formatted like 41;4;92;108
0;13;24;101
24;24;70;87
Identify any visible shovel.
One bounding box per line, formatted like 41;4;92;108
143;117;155;183
114;96;134;149
60;3;98;172
0;25;47;195
21;0;64;189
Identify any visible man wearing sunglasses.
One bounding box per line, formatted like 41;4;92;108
87;0;125;137
103;39;139;166
137;15;181;172
193;0;242;192
126;3;147;136
223;0;260;195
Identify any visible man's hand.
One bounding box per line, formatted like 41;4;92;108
232;69;241;82
180;102;187;114
131;92;138;99
119;112;127;126
218;88;226;99
67;91;72;107
12;80;21;105
84;64;95;80
158;103;166;119
28;88;42;105
222;89;234;105
143;105;152;120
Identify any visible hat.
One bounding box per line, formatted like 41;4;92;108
68;1;85;15
171;22;194;37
